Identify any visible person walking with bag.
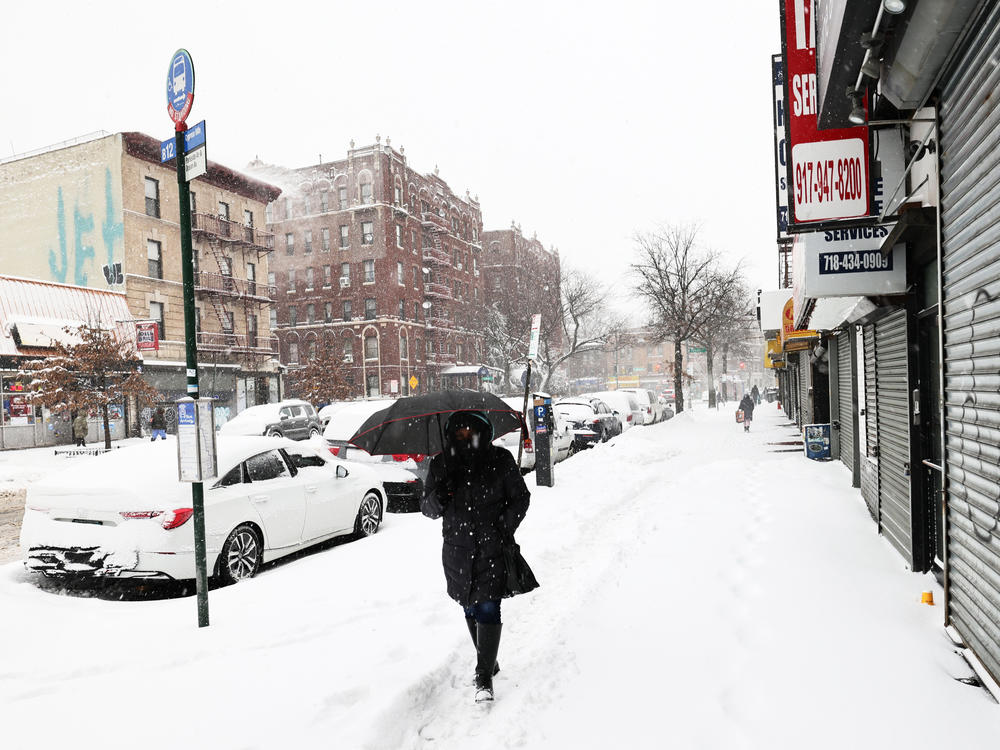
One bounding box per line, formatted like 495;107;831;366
421;410;534;703
739;393;755;432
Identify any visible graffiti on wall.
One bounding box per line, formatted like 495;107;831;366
47;168;124;288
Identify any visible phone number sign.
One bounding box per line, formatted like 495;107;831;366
780;0;870;227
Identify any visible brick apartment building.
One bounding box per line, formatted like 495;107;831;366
253;138;488;398
0;131;283;430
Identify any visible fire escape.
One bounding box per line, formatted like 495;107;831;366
421;211;454;371
191;212;277;372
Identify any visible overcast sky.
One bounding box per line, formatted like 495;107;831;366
1;1;780;321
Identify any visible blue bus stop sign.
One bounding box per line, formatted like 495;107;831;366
166;49;195;124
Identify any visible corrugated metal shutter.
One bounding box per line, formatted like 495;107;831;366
798;350;811;427
860;324;879;521
837;331;855;470
875;310;912;566
940;2;1000;686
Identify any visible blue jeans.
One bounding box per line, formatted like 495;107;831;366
152;429;166;440
464;600;501;624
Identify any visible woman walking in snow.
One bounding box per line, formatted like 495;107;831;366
421;410;532;703
739;393;755;432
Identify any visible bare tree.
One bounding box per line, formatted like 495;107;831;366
19;321;161;449
602;315;638;389
285;345;353;405
632;225;725;414
536;268;613;392
690;271;753;408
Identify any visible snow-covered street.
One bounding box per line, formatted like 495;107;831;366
2;404;999;749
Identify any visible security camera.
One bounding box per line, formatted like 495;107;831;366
907;139;936;162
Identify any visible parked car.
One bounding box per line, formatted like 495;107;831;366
219;399;323;440
322;398;425;512
20;436;385;583
496;396;575;471
585;390;642;431
620;388;660;424
554;397;618;450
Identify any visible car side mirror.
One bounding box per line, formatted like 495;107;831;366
613;410;620;416
336;465;349;478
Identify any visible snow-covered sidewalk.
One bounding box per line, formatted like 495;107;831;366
1;404;998;749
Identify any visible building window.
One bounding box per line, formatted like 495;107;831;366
286;233;295;255
218;202;230;221
361;221;374;245
394;185;402;205
415;338;422;359
284;197;293;219
269;308;277;330
340;225;349;248
265;203;273;223
288;268;296;291
323;265;332;287
363;259;375;283
222;311;235;333
306;304;315;324
146;239;162;279
396;225;404;248
288;306;298;327
426;338;432;354
324;302;332;323
150;301;165;340
457;344;464;361
289;342;299;364
320;191;329;212
360;179;373;204
322;227;330;252
305;267;314;290
343;339;353;362
342;300;352;322
414;301;420;320
341;262;351;286
304;230;313;254
338;186;348;209
400;335;408;359
364;334;378;360
366;373;379;397
412;266;419;287
144;178;160;218
365;298;376;320
308;340;317;361
397;261;404;285
398;299;405;319
472;227;479;242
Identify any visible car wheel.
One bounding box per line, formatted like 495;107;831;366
309;427;321;438
217;524;262;584
354;491;382;538
265;428;282;438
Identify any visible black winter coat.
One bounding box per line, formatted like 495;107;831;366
739;396;755;419
421;445;531;606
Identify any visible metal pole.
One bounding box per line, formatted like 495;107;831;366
176;124;210;627
517;361;531;469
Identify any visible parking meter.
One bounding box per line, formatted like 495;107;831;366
533;394;554;487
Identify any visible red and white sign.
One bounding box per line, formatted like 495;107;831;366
781;0;870;226
136;321;159;351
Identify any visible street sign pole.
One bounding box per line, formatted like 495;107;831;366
167;48;209;628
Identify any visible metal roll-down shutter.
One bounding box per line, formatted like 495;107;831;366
875;309;913;566
798;350;812;427
940;1;1000;687
860;324;879;522
836;331;855;471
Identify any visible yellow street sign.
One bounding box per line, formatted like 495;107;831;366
408;375;418;390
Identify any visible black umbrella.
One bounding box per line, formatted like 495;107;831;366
348;390;525;457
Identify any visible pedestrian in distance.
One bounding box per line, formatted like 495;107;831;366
150;407;167;441
72;410;88;447
739;393;755;432
421;410;532;703
751;384;761;405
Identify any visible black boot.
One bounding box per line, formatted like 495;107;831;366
466;617;500;676
474;623;502;702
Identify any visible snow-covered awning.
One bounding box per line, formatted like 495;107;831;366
807;297;878;332
439;364;501;376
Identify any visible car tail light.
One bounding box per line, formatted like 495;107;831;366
391;453;427;463
162;508;194;530
523;436;534;453
627;414;633;422
329;446;341;456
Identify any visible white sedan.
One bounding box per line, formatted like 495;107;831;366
20;436;386;584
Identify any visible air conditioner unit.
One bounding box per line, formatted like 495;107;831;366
339;277;350;287
456;263;463;270
343;355;354;363
474;270;480;277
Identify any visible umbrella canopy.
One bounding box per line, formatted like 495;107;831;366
348;390;526;457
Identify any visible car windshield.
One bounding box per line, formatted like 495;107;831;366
556;403;593;420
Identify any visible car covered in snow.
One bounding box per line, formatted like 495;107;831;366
322;398;426;512
583;390;643;432
619;388;661;424
219;399;323;440
554;397;619;450
20;436;385;583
